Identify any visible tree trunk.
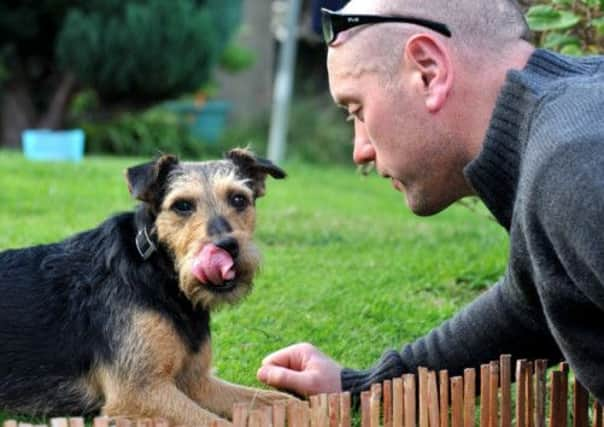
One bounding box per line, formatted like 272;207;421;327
1;75;36;148
1;70;77;148
37;72;77;130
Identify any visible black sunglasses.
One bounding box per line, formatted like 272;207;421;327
321;8;452;45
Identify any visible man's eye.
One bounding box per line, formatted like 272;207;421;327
229;194;249;211
171;200;195;215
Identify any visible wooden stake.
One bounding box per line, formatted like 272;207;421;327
592;401;602;427
303;400;312;427
572;377;589;427
152;418;170;427
500;355;512;427
420;368;430;427
534;360;548;427
488;361;499;427
559;364;569;427
273;400;287;427
328;393;340;427
480;364;491;427
451;376;464;427
233;402;249;427
311;395;321;427
137;419;153;427
385;379;394;427
440;370;450;427
289;400;303;427
516;360;527;427
115;418;133;427
394;377;404;427
361;390;372;427
464;368;476;427
340;392;351;427
210;419;232;427
525;362;534;427
550;371;563;427
248;409;266;427
93;417;110;427
428;371;441;427
371;383;382;427
404;374;417;427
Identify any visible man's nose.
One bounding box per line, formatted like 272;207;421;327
352;119;376;165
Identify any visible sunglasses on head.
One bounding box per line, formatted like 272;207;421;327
320;8;452;46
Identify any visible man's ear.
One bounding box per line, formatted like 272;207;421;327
404;34;453;113
124;154;179;206
226;148;286;198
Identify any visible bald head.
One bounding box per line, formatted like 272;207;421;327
327;0;531;88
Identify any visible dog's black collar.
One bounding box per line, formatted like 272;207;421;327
135;226;157;260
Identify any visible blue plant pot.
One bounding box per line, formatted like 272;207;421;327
22;129;85;162
163;100;231;143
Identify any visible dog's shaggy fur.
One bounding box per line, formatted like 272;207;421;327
0;149;291;425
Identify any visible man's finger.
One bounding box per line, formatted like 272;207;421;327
261;344;306;369
257;365;311;396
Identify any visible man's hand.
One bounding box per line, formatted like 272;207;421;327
256;342;343;397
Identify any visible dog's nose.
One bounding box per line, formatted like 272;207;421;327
214;236;239;259
207;216;233;237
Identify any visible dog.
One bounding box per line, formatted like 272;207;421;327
0;148;292;425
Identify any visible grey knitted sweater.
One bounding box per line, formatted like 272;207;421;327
341;49;604;402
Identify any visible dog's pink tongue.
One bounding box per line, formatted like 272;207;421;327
192;244;235;285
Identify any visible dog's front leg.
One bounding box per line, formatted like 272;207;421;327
103;381;231;426
185;375;295;420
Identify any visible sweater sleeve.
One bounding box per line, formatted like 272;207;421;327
341;275;563;394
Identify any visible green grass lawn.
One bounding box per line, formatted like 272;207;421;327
0;150;509;421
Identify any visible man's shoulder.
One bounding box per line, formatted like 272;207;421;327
526;73;604;148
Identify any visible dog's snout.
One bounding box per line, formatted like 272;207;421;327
207;216;233;237
214;236;239;259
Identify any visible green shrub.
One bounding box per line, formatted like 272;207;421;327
526;0;604;55
80;108;213;159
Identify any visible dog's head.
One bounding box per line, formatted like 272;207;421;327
125;148;286;310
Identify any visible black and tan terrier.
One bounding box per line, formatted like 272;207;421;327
0;148;291;425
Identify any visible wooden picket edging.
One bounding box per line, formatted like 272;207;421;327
3;355;603;427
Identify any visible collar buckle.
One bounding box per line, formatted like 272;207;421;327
136;227;157;260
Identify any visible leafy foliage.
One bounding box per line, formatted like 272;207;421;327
56;0;242;102
0;0;242;105
526;0;604;55
79;108;214;159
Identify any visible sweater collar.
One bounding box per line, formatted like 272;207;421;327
463;49;597;230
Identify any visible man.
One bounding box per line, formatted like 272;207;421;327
257;0;604;402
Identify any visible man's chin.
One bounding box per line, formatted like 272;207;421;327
409;195;455;217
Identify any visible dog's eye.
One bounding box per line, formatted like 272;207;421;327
229;193;249;211
171;200;195;215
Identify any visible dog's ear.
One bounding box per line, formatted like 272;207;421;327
125;154;179;205
226;148;286;198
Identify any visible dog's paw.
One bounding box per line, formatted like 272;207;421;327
249;389;299;407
